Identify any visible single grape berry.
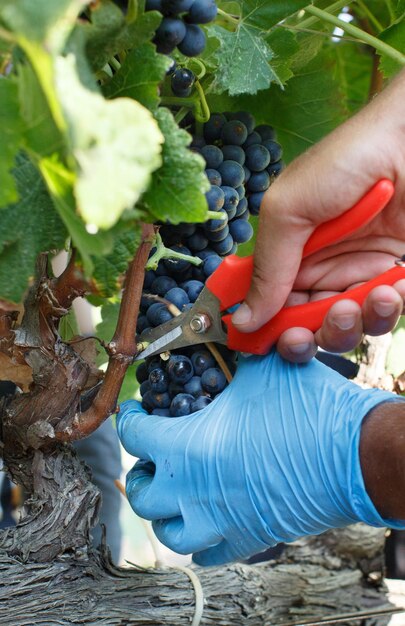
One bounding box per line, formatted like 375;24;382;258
244;144;271;172
167;354;194;383
204;113;227;142
205;169;222;186
165;286;190;310
149;367;169;393
218;160;245;187
261;139;283;163
203;254;222;276
154;17;187;51
207;224;229;243
151;275;177;296
221;120;248;146
184;376;204;397
201;367;227;394
229;111;256;134
171;67;195;97
221;145;245;165
255;124;276;141
186;0;217;24
243;131;262;148
229;219;254;244
182;279;204;302
205;185;225;211
247;192;264;216
178;23;206;57
191;349;216;375
247;171;270;193
201;145;224;169
212;233;234;256
170;393;195;416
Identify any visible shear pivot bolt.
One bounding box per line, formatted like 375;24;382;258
190;314;211;334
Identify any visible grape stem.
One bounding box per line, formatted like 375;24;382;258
194;81;210;123
217;8;240;27
305;6;405;65
297;0;350;30
146;233;203;271
206;210;227;220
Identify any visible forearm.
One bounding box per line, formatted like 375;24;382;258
360;400;405;520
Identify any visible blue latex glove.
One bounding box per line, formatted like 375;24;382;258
117;352;405;566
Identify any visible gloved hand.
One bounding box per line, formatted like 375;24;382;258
117;352;405;566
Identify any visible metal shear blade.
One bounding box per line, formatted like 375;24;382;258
135;289;228;361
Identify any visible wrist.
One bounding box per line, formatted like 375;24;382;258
360;399;405;520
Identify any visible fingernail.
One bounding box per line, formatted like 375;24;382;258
232;302;252;325
288;342;311;355
332;314;356;331
373;301;396;317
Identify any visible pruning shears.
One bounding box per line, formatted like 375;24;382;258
136;179;405;360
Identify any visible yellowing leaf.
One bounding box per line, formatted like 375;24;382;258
54;54;164;229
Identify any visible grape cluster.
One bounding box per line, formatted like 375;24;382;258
137;110;283;416
146;0;217;57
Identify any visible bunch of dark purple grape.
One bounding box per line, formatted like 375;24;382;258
136;110;283;417
146;0;217;57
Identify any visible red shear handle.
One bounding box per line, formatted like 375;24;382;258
206;179;394;312
221;265;405;354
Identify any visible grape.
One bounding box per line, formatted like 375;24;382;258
170;393;195;416
167;354;194;383
154;17;187;49
255;124;276;141
162;0;194;13
186;0;217;24
221;120;248;146
140;380;151;396
191;396;212;411
221;145;245;165
191;349;216;375
165;287;190;309
218;160;244;187
243;131;262;148
204;113;226;142
229;219;254;244
135;361;149;384
247;171;270;193
139;109;284;418
244;144;270;172
178;24;206;56
267;161;284;177
171;67;195;97
182;279;204;302
149;368;169;393
151;275;177;296
201;367;227;394
247;192;264;216
205;185;225;211
212;233;234;255
201;145;223;169
184;376;204;397
207;224;229;243
186;230;208;251
205;169;222;186
262;139;283;163
203;254;222;276
235;196;248;217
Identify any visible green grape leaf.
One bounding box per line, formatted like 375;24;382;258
142;108;210;223
39;156;113;275
92;226;141;298
0;153;67;303
207;0;308;94
103;43;170;111
396;0;405;19
0;79;23;205
378;20;405;79
240;0;310;30
54;54;164;230
0;0;86;51
265;28;299;85
335;42;373;115
208;24;279;95
78;1;162;72
16;62;64;158
208;50;345;163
